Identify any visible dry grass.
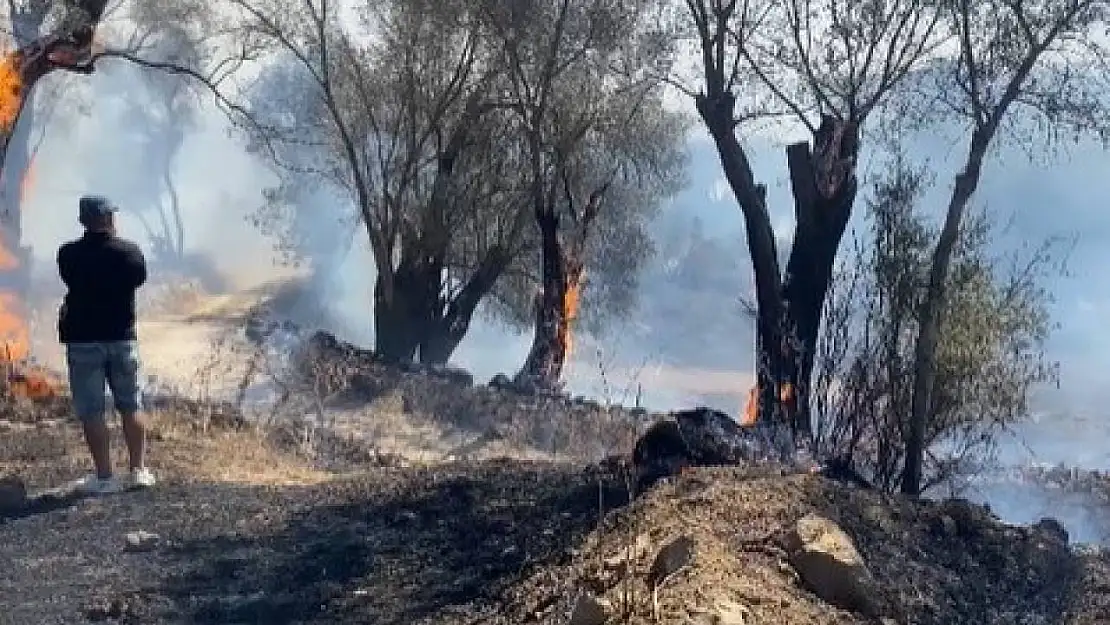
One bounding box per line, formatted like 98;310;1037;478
0;410;336;492
144;410;335;486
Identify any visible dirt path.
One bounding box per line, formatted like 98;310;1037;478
1;466;622;625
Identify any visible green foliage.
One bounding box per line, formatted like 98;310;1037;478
813;157;1062;492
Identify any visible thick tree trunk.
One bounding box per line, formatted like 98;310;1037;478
515;210;570;391
700;96;857;445
901;136;987;496
780;125;858;440
372;265;424;365
418;249;510;366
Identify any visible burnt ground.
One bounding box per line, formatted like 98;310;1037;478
0;416;632;625
2;408;1110;625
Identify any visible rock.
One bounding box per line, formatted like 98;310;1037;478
1032;517;1069;545
427;365;473;387
632;419;689;489
1024;518;1073;582
784;514;877;615
936;498;991;537
567;591;609;625
603;533;652;572
124;530;161;552
929;514;958;538
632;407;765;490
689;599;751;625
0;475;27;516
648;534;695;586
815;456;873;489
84;596;125;621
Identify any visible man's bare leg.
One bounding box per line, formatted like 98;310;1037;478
120;411;146;471
81;418;113;479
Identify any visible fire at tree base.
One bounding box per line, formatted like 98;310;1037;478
0;234;61;401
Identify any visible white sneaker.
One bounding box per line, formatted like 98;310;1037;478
129;467;156;489
72;474;123;496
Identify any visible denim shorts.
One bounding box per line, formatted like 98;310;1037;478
65;340;144;422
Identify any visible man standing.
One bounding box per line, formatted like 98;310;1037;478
57;195;154;494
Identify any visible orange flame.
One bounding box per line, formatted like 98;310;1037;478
0;50;59;400
741;386;759;427
739;382;796;428
0;53;21;131
557;266;584;364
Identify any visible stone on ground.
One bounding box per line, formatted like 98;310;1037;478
784;513;877;616
0;475;26;515
648;534;695;587
568;590;610;625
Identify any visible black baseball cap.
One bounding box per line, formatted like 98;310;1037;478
78;195;118;224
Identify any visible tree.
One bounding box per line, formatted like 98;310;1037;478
813;158;1060;492
901;0;1110;495
236;0;684;371
233;0;527;364
677;0;944;442
476;0;685;390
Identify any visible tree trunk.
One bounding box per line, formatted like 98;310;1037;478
696;94;790;428
372;267;422;364
418;249;510;366
901;140;986;496
0;100;31;244
780;125;858;440
515;210;573;391
700;95;858;445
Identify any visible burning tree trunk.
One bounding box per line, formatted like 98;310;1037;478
515;177;607;392
700;93;858;444
778;117;858;438
514;211;575;390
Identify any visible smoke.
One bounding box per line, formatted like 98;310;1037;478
22;60;280;291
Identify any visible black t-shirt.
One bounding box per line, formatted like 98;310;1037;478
57;232;147;343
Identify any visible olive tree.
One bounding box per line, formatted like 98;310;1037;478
234;0;685;371
902;0;1110;495
475;0;686;390
226;0;535;364
813;157;1061;492
676;0;945;442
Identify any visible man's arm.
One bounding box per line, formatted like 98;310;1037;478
122;242;147;288
56;244;73;287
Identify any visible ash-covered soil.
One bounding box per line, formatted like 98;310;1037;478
0;414;630;625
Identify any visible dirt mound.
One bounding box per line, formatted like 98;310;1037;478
241;326;659;464
491;468;1088;625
